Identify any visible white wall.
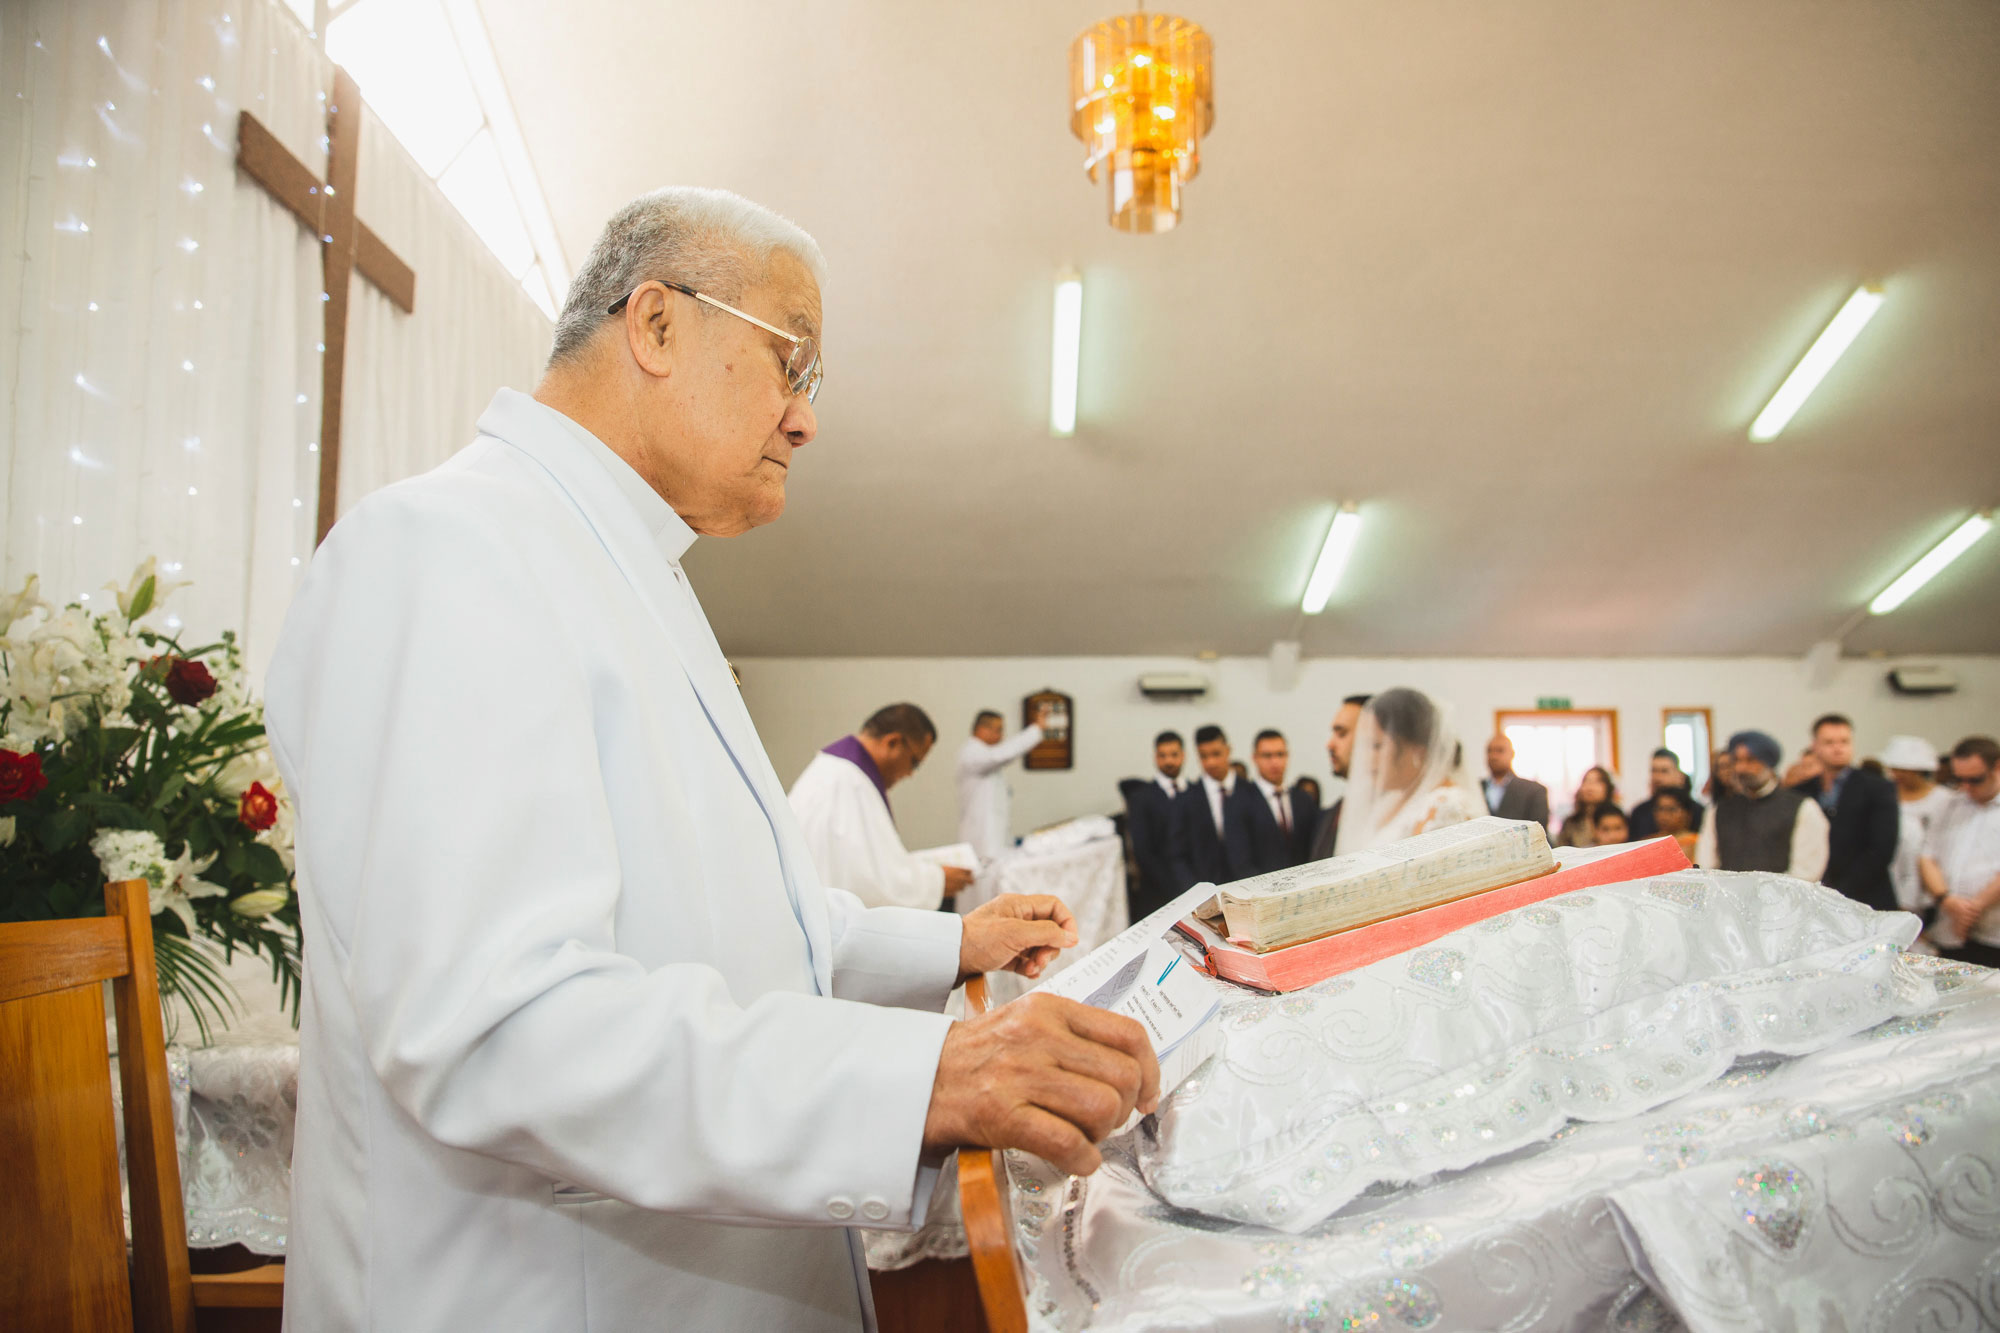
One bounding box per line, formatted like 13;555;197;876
736;654;2000;850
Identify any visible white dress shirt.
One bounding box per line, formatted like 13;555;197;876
1200;772;1237;835
1892;785;1955;913
265;390;963;1332
1154;772;1186;800
956;724;1044;861
1253;775;1293;835
1926;789;2000;947
789;750;946;910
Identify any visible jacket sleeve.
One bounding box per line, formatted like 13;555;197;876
1790;799;1831;883
1128;793;1173;891
1527;782;1552;830
1167;791;1198;891
1223;791;1259;880
1855;776;1901;888
959;725;1044;777
266;492;953;1231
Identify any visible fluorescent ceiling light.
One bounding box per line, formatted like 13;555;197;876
1050;272;1082;437
1301;505;1362;614
1749;285;1884;442
1868;512;1992;615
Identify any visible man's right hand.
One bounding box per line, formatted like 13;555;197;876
922;994;1160;1176
942;864;976;895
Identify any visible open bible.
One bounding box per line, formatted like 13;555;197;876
1207;816;1556;952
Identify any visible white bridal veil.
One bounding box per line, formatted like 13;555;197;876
1334;687;1476;853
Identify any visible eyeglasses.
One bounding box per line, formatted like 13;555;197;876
609;280;823;403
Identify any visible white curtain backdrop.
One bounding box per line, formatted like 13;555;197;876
0;0;551;685
338;109;551;516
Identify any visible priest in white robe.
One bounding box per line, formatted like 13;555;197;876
956;705;1048;861
265;187;1156;1333
789;704;973;910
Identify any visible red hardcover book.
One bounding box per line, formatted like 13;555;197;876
1175;837;1693;993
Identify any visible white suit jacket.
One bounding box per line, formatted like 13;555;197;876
265;389;963;1332
789;751;946;910
955;725;1043;861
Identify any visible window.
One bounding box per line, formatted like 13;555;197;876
1496;709;1620;820
1662;708;1713;798
325;0;568;318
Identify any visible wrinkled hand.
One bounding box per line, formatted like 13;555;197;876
959;893;1076;983
1941;895;1983;934
942;864;976;896
923;993;1161;1175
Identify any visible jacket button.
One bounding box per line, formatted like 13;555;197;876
826;1197;855;1220
860;1199;890;1222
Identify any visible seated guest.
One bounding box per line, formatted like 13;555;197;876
1308;693;1371;860
1122;731;1189;920
1480;733;1552;829
789;703;970;910
1695;730;1829;880
1628;748;1704;839
1226;729;1318;877
1884;735;1952;915
1555;767;1618;848
1704;747;1735;804
1170;726;1240;890
1335;688;1485;853
1649;788;1701;860
1592;805;1629;846
1920;736;2000;968
1790;713;1899;913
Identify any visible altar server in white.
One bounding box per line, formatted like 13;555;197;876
789;703;974;909
956;705;1047;860
265;187;1156;1333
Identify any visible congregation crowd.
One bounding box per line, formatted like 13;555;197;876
1119;689;2000;971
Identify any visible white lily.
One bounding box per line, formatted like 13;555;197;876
153;843;227;933
105;557;190;624
229;888;289;918
1;573;44;635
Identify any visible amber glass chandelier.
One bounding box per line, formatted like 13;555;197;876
1068;11;1214;233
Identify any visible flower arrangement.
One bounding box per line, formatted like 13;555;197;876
1;560;299;1039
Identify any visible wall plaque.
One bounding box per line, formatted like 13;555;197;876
1023;690;1073;771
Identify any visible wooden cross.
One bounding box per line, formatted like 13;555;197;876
232;68;416;545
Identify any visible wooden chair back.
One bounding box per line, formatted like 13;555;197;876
955;975;1029;1333
0;880;193;1331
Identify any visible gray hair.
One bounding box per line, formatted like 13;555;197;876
549;186;827;366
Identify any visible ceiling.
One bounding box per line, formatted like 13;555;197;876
473;0;2000;658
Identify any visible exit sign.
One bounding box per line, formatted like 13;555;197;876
1536;696;1572;711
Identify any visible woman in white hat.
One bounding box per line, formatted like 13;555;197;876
1883;735;1951;921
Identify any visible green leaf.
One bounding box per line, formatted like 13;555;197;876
241;842;289;885
126;574;155;622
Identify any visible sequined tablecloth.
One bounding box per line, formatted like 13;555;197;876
1011;878;2000;1330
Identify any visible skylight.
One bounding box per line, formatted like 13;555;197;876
325;0;567;319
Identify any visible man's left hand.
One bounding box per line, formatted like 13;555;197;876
1941;895;1983;934
959;893;1078;984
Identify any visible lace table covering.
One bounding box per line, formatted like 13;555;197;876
1011;875;2000;1330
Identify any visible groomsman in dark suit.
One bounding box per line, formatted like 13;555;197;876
1309;694;1371;861
1170;725;1239;890
1227;730;1319;877
1791;713;1899;913
1480;734;1552;829
1122;731;1189;920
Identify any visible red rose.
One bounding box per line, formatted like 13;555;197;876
0;749;48;805
164;658;218;706
238;781;279;832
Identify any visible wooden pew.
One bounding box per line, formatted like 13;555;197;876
0;881;284;1331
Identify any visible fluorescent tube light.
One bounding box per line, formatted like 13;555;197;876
1749;285;1884;442
1301;505;1362;614
1868;512;1993;615
1050;272;1082;437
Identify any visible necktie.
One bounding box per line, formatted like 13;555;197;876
1276;794;1290;834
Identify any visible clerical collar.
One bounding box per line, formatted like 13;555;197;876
529;394;698;563
822;735;891;813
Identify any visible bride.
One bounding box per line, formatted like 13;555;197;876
1334;687;1487;852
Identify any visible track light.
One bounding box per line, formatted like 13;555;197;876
1868;512;1993;615
1301;505;1362;614
1050;272;1082;437
1749;286;1884;442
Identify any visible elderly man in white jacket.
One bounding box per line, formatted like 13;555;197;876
789;703;975;910
265;187;1157;1332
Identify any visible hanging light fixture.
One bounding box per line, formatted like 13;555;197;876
1069;11;1214;233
